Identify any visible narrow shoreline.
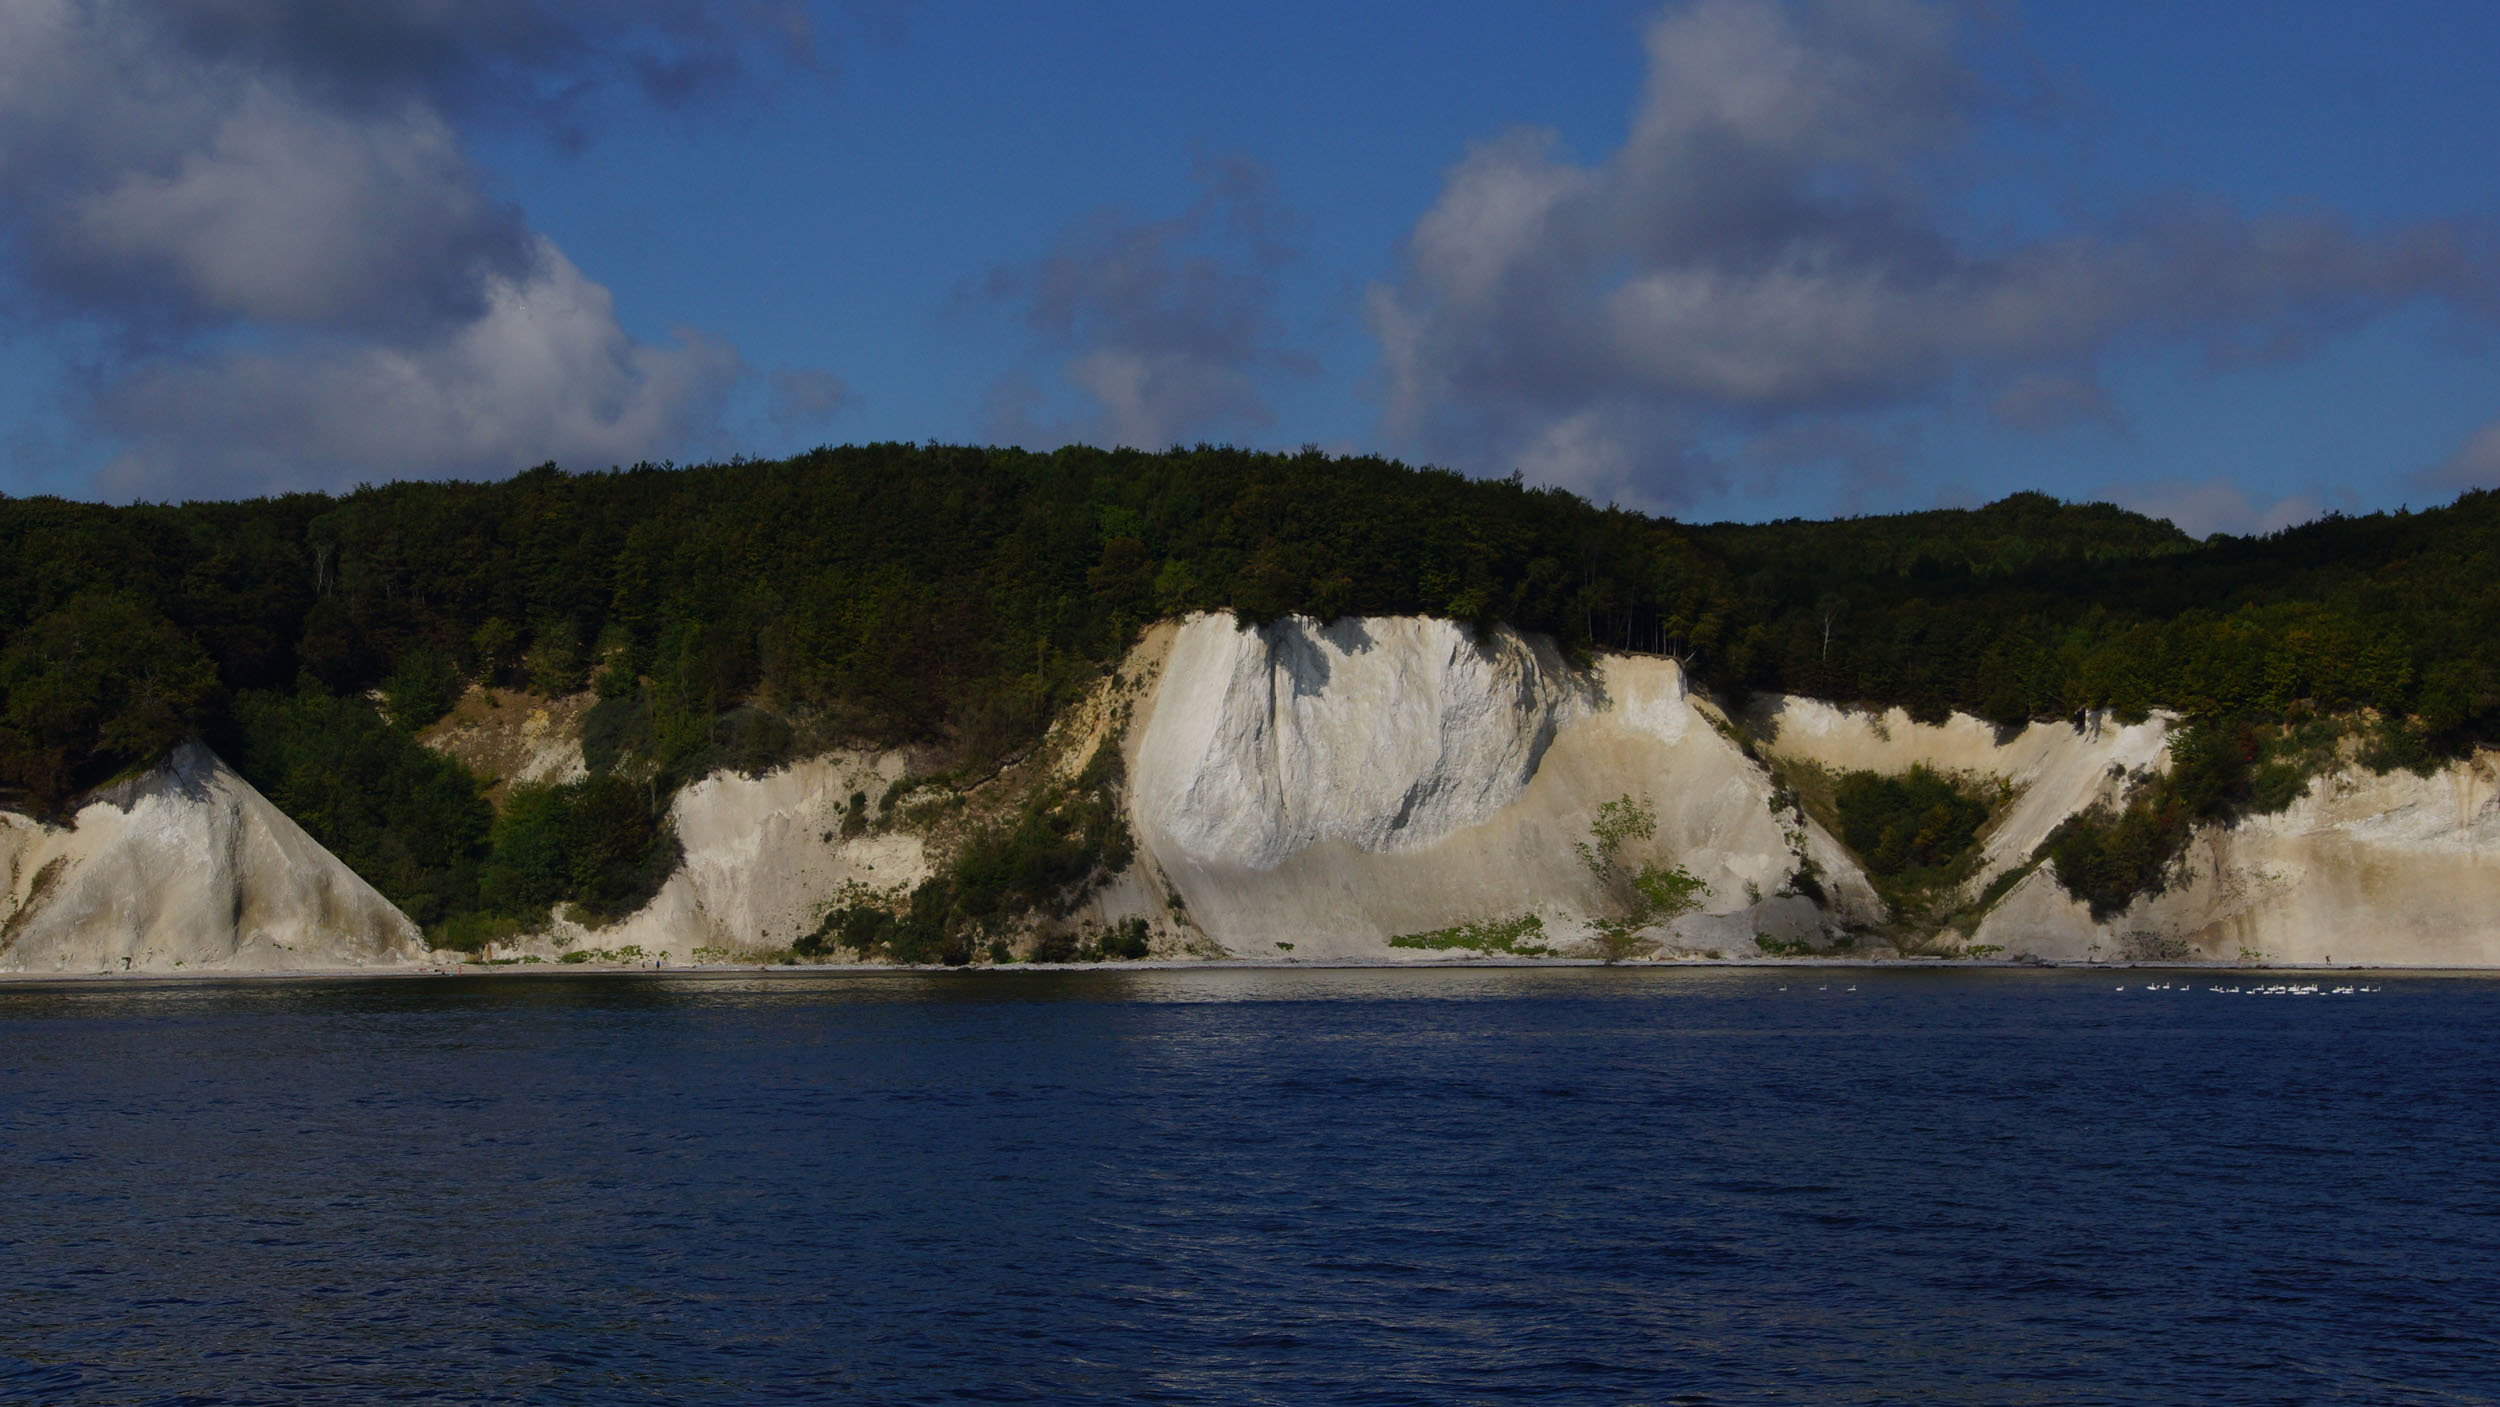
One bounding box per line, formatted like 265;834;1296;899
2;956;2491;988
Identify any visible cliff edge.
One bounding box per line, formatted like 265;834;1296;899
421;613;2500;968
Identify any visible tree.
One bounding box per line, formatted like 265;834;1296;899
1576;794;1705;962
382;648;461;730
471;618;520;688
1817;593;1848;663
0;594;219;812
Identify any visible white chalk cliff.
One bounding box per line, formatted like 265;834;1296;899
0;743;422;973
1083;614;2500;965
523;612;2500;967
12;615;2495;973
576;750;928;962
1108;614;1837;957
1972;754;2500;966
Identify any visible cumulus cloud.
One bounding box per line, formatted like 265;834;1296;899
94;242;742;495
976;157;1307;449
0;0;825;498
2107;477;2324;539
2413;418;2500;495
1368;0;2499;509
51;94;531;337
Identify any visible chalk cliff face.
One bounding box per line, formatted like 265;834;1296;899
1134;615;1574;869
1747;696;2173;896
1114;614;1842;957
578;751;928;962
554;612;2495;966
0;743;422;974
1747;691;2500;965
1096;615;2500;965
26;615;2470;975
418;687;592;804
1974;753;2500;966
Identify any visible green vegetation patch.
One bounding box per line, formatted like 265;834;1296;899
1834;766;1988;880
0;593;219;813
1575;794;1706;961
2042;795;2186;921
559;944;648;964
482;775;681;927
796;741;1136;966
1821;764;2000;936
223;690;492;930
1389;914;1550;955
2040;714;2405;920
218;689;677;948
946;743;1134;932
1028;916;1153;964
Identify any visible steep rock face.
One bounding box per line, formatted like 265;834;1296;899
1751;697;2174;893
1120;615;1845;957
0;743;422;973
418;687;592;805
1134;615;1579;869
1116;618;2500;964
1976;752;2500;965
578;751;928;961
348;612;2500;969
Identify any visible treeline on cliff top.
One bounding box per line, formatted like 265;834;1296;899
1;442;2495;939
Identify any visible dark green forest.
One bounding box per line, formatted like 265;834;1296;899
3;443;2495;940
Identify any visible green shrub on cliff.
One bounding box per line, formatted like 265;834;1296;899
1834;766;1988;880
1389;914;1549;954
2042;798;2183;921
482;775;680;925
2035;717;2357;916
222;690;490;928
0;593;220;812
381;648;460;731
799;743;1134;965
1576;794;1705;961
1828;764;1996;926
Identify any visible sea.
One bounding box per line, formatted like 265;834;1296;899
2;965;2495;1405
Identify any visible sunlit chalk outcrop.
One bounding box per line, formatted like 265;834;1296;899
1974;751;2500;965
580;751;930;963
0;742;421;973
1112;614;1850;958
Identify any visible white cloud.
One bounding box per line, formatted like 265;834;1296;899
1367;0;2497;509
0;0;821;495
2108;477;2321;539
95;242;740;497
1065;346;1265;450
1511;410;1646;504
2414;418;2500;496
66;90;526;333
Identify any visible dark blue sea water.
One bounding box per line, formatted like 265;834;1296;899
3;967;2497;1405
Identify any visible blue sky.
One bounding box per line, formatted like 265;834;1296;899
3;0;2498;532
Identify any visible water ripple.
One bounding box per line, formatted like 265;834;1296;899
2;967;2496;1403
